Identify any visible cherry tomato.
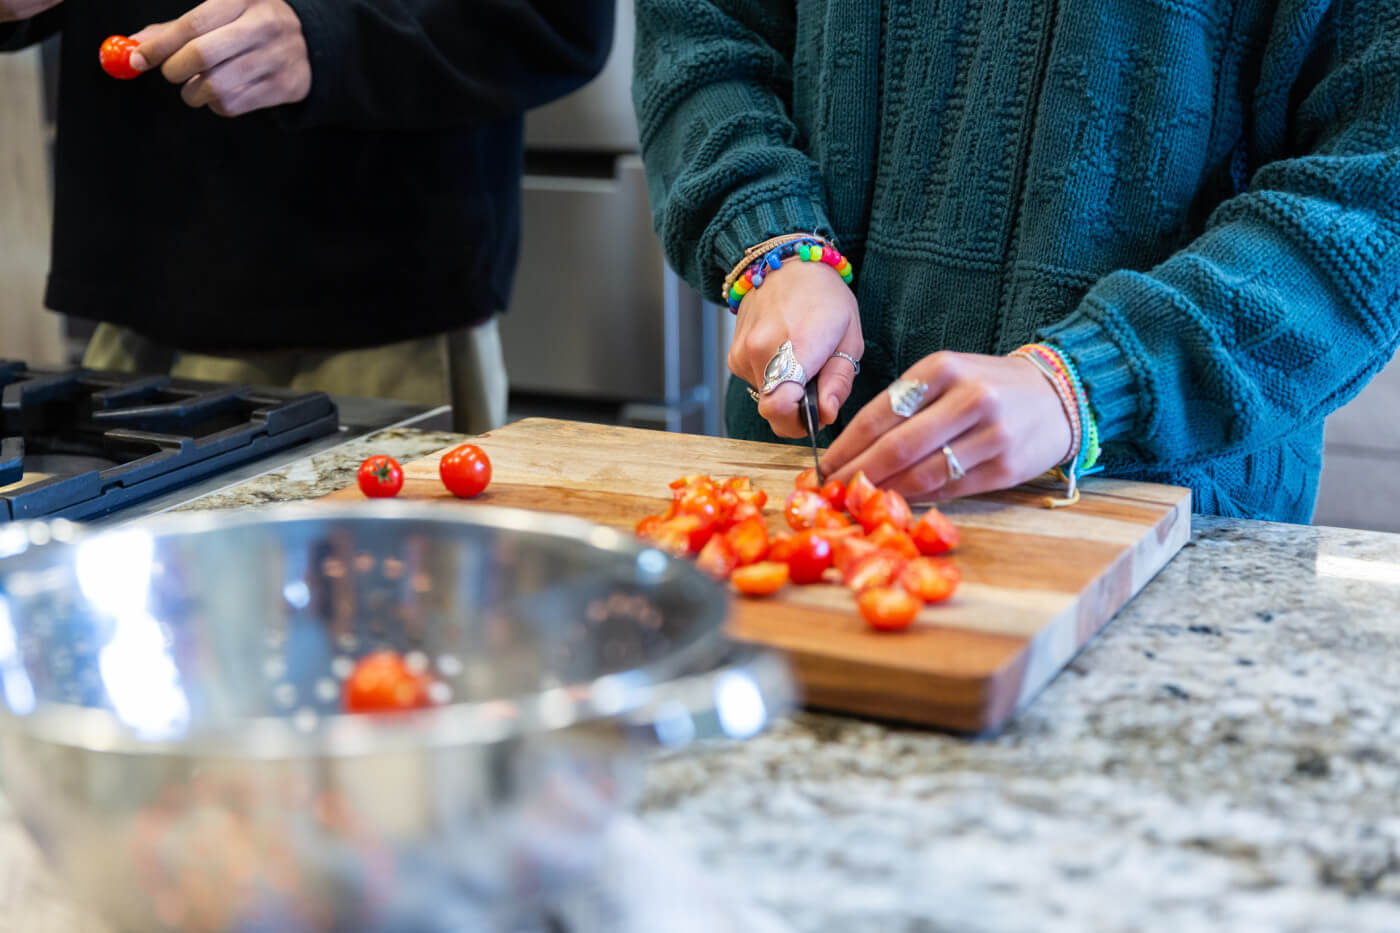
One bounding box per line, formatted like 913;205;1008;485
857;489;913;533
898;557;959;603
652;514;713;555
357;455;403;498
439;444;491;498
635;515;663;539
858;587;922;631
669;473;712;491
696;533;738;579
911;507;961;555
813;507;852;531
731;561;789;597
833;534;880;576
843;549;908;592
867;522;919;560
728;500;763;526
784;489;828;531
722;476;767;509
343;651;433;713
845;470;879;516
776;530;832;584
675;484;721;524
724;515;770;565
818;478;846;512
794;467;821;492
99;35;142;80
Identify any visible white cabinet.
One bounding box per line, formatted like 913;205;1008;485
1315;350;1400;531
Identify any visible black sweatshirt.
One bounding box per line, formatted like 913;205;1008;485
1;0;613;352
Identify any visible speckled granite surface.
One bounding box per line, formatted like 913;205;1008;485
3;428;1399;932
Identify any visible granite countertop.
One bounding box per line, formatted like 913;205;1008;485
3;427;1399;932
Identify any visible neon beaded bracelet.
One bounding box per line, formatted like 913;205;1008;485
1011;342;1103;507
725;237;855;313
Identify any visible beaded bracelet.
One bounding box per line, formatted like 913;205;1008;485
1016;349;1081;466
725;237;855;313
1011;342;1102;506
721;233;823;303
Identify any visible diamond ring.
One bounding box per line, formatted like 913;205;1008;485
761;340;807;396
942;445;966;482
887;378;929;418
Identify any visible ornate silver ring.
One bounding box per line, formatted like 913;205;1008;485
761;340;807;396
942;445;966;482
887;378;929;418
747;386;762;403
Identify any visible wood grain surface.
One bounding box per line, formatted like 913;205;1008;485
321;418;1191;732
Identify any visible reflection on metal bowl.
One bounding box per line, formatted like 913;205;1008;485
0;504;795;932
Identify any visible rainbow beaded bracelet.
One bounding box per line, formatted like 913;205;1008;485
1011;342;1102;506
726;237;854;312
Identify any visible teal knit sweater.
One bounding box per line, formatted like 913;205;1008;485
632;0;1400;522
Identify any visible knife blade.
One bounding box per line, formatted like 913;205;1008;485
800;378;823;486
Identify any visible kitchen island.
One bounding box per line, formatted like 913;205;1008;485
2;425;1397;932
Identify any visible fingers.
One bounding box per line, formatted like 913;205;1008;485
822;351;964;478
880;422;1010;503
813;333;863;427
753;338;829;439
827;378;987;487
180;51;270;109
130;0;246;73
163;18;265;85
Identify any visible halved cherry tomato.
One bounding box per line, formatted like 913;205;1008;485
776;530;832;584
845;470;879;516
440;444;491;498
696;534;738;579
99;36;142;80
728;500;763;526
635;514;663;538
724;515;770;565
867;522;919;560
858;587;922;631
722;476;767;509
812;507;852;531
818;478;846;512
357;455;403;498
857;489;913;533
651;514;713;555
833;534;880;576
676;484;721;526
784;489;828;531
843;549;908;591
898;557;959;603
669;473;712;491
731;561;789;597
794;467;821;492
911;507;961;555
343;651;433;712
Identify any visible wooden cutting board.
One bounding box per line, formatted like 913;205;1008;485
320;418;1191;733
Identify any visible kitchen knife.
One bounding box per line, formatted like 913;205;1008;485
801;378;823;486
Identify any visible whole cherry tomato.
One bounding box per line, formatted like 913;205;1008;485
357;455;404;498
440;444;491;498
343;651;433;712
911;507;961;555
731;561;789;597
776;529;833;584
99;35;142;80
858;587;922;632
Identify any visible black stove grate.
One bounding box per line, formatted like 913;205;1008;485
0;360;339;522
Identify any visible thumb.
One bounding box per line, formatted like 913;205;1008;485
128;0;241;72
814;339;863;426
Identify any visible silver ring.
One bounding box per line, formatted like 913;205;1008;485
761;340;807;395
747;386;762;403
831;351;861;375
887;378;929;418
942;445;966;482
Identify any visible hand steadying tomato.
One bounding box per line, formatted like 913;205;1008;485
343;651;433;713
357;455;403;498
440;444;491;498
99;35;143;80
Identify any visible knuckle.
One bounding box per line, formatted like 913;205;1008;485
987;420;1014;451
971;381;1002;417
927;351;958;381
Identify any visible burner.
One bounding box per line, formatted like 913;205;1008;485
0;360;339;522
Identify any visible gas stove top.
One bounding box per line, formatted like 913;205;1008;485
0;360;341;523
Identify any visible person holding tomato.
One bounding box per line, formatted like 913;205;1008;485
1;0;613;432
631;0;1400;522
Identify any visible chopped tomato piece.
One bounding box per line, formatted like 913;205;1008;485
669;474;712;491
675;484;721;525
794;467;821;492
812;507;852;531
775;530;833;584
911;507;961;555
784;489;828;531
634;515;663;538
843;549;908;591
867;522;919;560
845;470;879;516
728;501;763;526
858;587;922;631
818;478;846;512
652;514;713;555
857;489;913;533
723;476;767;509
833;534;880;576
898;557;959;603
724;515;770;566
696;534;738;579
731;561;789;597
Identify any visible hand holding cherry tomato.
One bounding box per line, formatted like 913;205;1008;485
357;455;403;498
99;36;143;79
440;444;491;498
123;0;311;117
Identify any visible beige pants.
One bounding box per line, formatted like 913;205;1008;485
82;319;510;435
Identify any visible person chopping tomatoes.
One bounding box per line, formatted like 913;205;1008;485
1;0;613;432
632;0;1400;521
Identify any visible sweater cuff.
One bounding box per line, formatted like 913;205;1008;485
276;0;349;129
706;195;835;301
1037;309;1144;449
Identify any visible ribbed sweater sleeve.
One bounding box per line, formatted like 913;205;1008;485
1042;0;1400;473
632;0;835;302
